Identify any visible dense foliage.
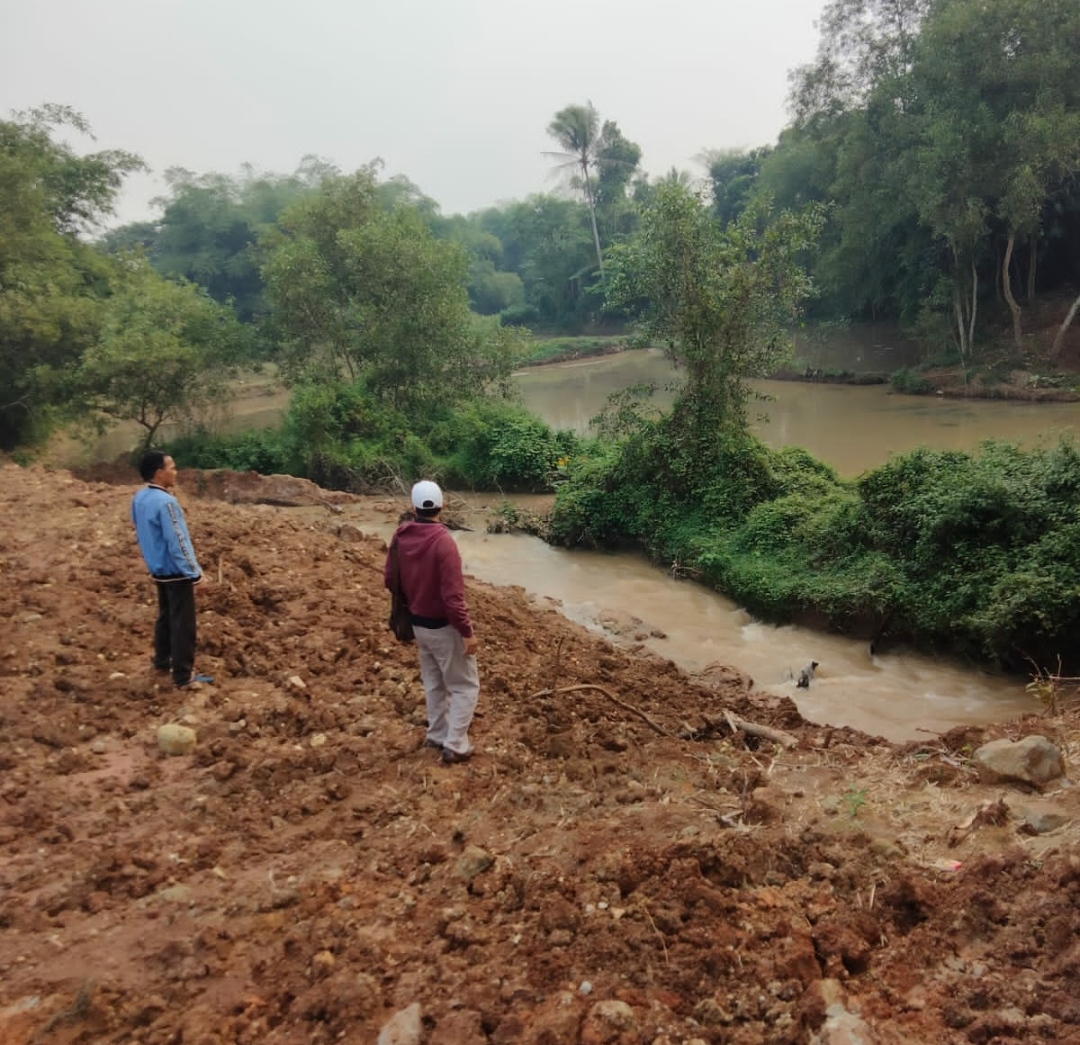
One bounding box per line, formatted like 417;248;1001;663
757;0;1080;353
551;432;1080;671
259;168;524;411
168;390;576;496
0;107;247;451
1;107;135;449
547;180;1080;672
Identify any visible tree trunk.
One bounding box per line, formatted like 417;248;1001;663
1050;290;1080;362
968;259;978;359
953;290;968;362
1027;237;1037;301
951;247;970;362
582;165;604;276
1002;233;1023;349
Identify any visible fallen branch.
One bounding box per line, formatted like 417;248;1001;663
721;710;799;750
529;684;677;738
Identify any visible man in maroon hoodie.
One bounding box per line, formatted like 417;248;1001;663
385;480;480;764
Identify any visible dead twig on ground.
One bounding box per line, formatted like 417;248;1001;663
635;897;670;966
721;709;799;750
528;684;677;738
546;636;565;694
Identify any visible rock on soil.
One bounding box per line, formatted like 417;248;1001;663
2;462;1080;1044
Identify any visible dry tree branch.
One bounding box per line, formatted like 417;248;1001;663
528;684;677;738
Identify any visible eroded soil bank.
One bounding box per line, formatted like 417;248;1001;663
2;464;1079;1045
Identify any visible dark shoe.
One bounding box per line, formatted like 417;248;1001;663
176;673;214;688
440;748;472;765
422;739;444;752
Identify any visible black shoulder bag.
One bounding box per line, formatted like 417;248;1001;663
387;537;415;643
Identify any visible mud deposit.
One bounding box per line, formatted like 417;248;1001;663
2;464;1079;1044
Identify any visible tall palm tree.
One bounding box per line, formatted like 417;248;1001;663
545;102;607;275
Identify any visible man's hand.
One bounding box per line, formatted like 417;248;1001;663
463;635;478;657
194;575;209;592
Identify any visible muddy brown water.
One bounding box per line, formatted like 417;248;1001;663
516;349;1080;476
353;501;1033;744
67;351;1077;738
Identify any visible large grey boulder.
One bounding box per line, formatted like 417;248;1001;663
974;735;1064;787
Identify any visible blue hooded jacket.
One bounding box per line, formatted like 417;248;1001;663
131;485;202;580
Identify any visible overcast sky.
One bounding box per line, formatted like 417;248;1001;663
2;0;827;225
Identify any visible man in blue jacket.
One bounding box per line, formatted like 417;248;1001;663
131;450;213;688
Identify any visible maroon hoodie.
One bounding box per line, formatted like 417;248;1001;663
384;519;474;638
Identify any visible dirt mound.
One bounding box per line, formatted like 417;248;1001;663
2;463;1079;1044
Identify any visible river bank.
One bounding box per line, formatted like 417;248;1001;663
2;461;1079;1044
519;324;1080;402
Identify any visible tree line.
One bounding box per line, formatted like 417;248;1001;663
103;0;1080;360
8;0;1079;458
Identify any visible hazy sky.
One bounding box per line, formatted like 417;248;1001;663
2;0;828;225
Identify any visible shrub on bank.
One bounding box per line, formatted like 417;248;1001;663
890;367;934;394
549;428;1080;671
164;383;576;495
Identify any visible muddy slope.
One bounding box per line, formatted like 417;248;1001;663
1;464;1078;1045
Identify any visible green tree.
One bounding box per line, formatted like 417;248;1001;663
700;147;771;227
606;184;824;434
260;169;522;409
77;262;249;448
471;195;598;330
0;106;142;449
546;102;640;276
904;0;1080;356
593;120;643;243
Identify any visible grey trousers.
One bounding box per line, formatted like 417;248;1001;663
414;626;480;756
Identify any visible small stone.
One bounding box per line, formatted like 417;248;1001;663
1007;796;1069;834
90;740;108;755
287;675;307;690
581;999;637;1045
155;885;191;903
310;733;327;748
157;724;197;756
454;845;493;882
377;1002;422;1045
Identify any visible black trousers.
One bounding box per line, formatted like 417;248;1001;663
153;580;197;685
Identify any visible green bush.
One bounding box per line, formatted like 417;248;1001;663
499;304;541;328
548;442;633;547
890;367;934;394
549;413;1080;670
165;429;291;474
437;401;568;491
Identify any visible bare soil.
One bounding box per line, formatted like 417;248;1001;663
2;463;1080;1045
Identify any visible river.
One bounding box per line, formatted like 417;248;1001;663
516;349;1080;477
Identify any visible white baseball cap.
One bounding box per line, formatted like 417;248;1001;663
411;480;444;511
